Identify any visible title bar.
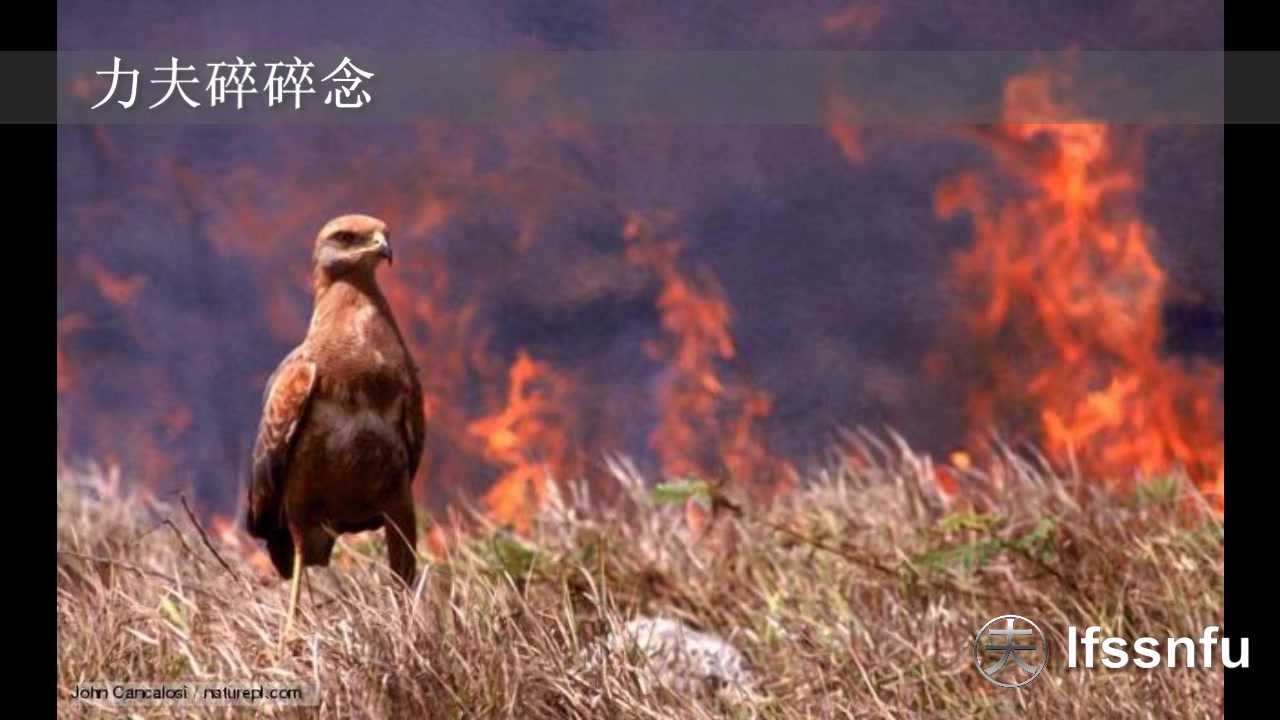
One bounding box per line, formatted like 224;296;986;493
55;51;1225;124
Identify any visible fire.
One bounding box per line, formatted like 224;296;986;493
378;240;484;506
931;67;1224;509
825;93;864;164
467;350;578;531
77;255;147;306
1214;466;1224;508
56;314;88;395
425;522;466;559
210;515;276;577
56;57;1222;535
622;214;794;496
822;2;885;36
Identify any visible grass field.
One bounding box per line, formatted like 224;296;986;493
56;442;1224;718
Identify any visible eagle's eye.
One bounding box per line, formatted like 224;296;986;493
331;231;357;246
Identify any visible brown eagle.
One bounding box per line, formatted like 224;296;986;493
245;214;424;643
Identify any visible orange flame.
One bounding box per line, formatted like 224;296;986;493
56;314;88;394
622;214;794;495
822;2;885;35
379;242;485;505
210;515;276;577
932;66;1224;510
77;255;146;306
468;350;578;531
825;93;865;164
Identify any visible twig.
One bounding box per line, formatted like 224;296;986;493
148;517;200;560
1015;545;1080;594
760;518;899;577
180;493;243;581
56;550;221;599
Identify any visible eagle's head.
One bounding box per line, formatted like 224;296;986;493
312;214;393;286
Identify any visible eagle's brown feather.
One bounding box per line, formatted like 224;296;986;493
246;349;316;538
244;214;423;587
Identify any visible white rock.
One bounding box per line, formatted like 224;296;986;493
580;616;758;700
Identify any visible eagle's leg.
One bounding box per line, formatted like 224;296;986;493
278;531;305;653
385;490;418;587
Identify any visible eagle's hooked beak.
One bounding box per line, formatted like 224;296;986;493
371;230;393;265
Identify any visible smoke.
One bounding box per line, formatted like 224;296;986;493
56;1;1223;514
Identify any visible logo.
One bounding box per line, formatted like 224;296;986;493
974;615;1048;688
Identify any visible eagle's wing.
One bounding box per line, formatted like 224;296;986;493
245;346;317;538
401;364;426;481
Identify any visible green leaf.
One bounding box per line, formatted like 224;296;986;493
158;593;188;633
1014;518;1056;548
650;479;712;506
1136;475;1182;507
484;530;542;582
935;511;1001;534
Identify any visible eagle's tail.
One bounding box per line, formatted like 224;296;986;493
245;489;295;580
244;487;277;538
264;526;296;580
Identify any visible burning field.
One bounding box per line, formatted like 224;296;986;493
58;0;1223;716
57;62;1224;525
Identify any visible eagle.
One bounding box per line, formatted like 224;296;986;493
245;214;424;646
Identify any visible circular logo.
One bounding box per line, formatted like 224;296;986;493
974;615;1047;688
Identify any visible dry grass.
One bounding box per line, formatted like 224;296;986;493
57;441;1224;718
